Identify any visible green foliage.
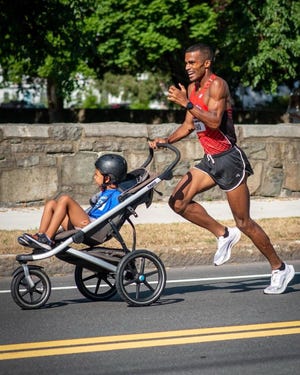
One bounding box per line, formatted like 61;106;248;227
0;0;299;113
214;0;300;93
188;3;218;39
0;0;95;109
57;0;219;83
97;71;170;109
247;0;300;92
82;93;99;109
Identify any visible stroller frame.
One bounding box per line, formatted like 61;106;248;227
10;143;181;309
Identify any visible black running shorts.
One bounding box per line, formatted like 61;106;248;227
194;146;253;191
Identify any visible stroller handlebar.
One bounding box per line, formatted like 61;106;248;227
157;143;181;178
140;147;154;168
141;142;181;178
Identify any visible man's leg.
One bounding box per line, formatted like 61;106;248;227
169;168;226;237
226;179;282;269
169;168;242;265
226;179;295;294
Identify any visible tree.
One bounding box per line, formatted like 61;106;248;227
0;0;95;121
84;0;300;95
0;0;299;121
96;71;171;109
0;0;218;117
88;0;218;85
213;0;300;93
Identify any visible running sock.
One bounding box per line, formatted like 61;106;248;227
223;227;229;238
278;262;286;271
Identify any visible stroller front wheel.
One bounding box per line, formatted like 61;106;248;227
116;250;166;306
11;267;51;309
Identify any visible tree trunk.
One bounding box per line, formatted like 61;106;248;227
47;77;65;123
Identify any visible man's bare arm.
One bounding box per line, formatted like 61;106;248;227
166;112;195;144
189;79;227;129
168;78;229;130
148;114;194;148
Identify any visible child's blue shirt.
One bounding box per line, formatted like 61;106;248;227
88;189;121;219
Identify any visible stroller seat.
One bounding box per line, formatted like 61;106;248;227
54;167;157;268
54;167;157;249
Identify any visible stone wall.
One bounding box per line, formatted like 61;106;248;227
0;123;299;207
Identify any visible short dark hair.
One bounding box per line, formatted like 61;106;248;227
185;43;215;62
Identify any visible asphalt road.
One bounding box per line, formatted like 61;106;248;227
1;262;299;375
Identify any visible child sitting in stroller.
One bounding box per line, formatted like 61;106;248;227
18;154;128;251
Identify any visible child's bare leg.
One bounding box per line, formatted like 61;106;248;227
61;216;74;231
45;195;90;239
38;200;57;233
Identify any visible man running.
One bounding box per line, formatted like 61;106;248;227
149;43;294;294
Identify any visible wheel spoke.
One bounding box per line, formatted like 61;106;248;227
144;269;158;278
34;279;42;289
138;258;145;274
102;276;114;288
33;288;43;295
123;278;137;287
94;278;101;294
20;289;30;297
143;280;155;292
82;273;97;282
135;283;140;300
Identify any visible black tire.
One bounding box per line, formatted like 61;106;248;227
116;250;166;307
11;268;51;309
74;265;117;301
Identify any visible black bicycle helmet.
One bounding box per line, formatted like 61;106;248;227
95;154;127;183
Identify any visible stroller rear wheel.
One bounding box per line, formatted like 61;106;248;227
116;250;166;306
74;265;117;301
11;267;51;309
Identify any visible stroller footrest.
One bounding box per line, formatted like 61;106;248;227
72;230;85;244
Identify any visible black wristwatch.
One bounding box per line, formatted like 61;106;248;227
186;101;194;110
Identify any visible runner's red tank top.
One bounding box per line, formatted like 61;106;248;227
189;74;236;155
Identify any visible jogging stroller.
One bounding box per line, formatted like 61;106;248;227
10;143;181;309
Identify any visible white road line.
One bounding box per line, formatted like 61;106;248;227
1;272;299;294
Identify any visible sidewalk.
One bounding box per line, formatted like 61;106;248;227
0;198;299;230
0;198;299;277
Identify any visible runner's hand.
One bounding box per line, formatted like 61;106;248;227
167;83;188;107
148;138;168;149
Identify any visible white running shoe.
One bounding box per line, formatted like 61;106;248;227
264;264;295;294
214;227;241;266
